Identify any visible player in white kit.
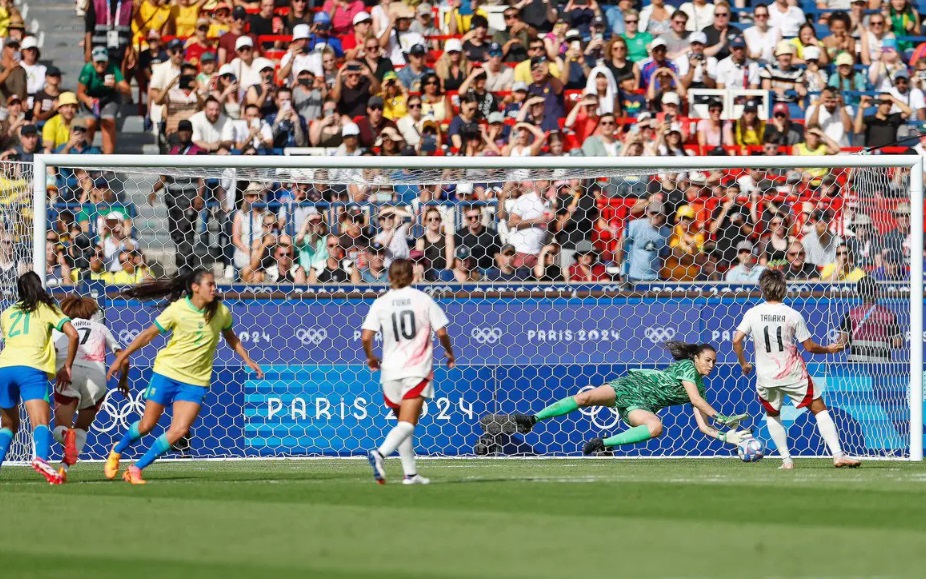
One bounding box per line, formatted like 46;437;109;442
361;259;455;485
732;269;860;469
51;296;129;479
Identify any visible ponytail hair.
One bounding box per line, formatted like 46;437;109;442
665;340;716;361
121;268;220;322
17;271;60;314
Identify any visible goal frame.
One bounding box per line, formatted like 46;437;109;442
31;153;925;461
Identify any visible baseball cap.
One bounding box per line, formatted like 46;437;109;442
772;102;790;117
178;119;194;132
235;36;254;51
835;52;854;67
488;42;503;56
104;212;123;222
168;38;185;51
894;68;910;80
565;29;582;42
743;99;760;112
688;31;707;45
488;111;505;124
417;3;433;15
218;64;235;77
20;124;37;136
353;12;372;25
882;37;898;51
456;183;474;195
368;95;385;108
6;94;20;105
91;46;109;62
313;12;331;24
254;57;275;71
512;81;528;92
736;240;755;253
342;122;360;137
803;45;822;61
46;66;62;77
728;34;746;49
20;37;38;51
445;38;463;53
650;38;667;50
662;91;680;106
292;24;310;41
408;43;427;56
383;70;398;82
530;55;547;68
232;5;247;19
200;51;216;62
196;17;211;28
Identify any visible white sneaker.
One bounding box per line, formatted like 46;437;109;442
402;474;430;485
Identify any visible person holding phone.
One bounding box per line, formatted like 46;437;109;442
76;46;131;154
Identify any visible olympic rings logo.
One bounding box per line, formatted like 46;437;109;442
117;329;141;343
576;385;621;430
295;327;328;346
471;327;503;344
92;390;147;434
644;327;676;344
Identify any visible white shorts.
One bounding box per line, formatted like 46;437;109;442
56;367;108;411
381;376;433;409
757;377;821;413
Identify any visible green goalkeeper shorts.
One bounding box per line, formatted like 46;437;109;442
608;375;656;423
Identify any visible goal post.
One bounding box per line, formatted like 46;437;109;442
22;153;925;462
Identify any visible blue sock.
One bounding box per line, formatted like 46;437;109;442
0;427;13;469
33;425;52;461
135;434;171;470
114;421;141;454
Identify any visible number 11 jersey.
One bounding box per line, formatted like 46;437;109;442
361;286;449;382
736;302;812;389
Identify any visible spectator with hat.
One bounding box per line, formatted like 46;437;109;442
0;35;25;104
244;57;280;116
341;12;374;60
715;34;760;89
732;99;766;147
184;17;217;67
568;240;609;282
2;122;39;162
725;240;765;282
880;202;912;266
2;93;25;142
381;4;424;66
78;45;132;153
18;36;45;109
305;12;344;57
229;35;262;90
360;242;389;283
676;31;717;89
149;38;185;128
765;102;804;145
888;68;926;121
33;66;63;124
356;95;395;148
42;91;79;153
217;6;255;66
618;200;671;282
483;243;531;282
642;37;681;89
828;52;866;98
411;3;440;42
396;44;433;91
435;38;472;93
761;41;805;103
854;93;913;148
481;42;514;92
332;59;380;118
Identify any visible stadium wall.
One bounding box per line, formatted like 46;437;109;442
79;285;917;459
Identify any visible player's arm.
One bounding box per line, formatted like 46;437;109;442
731;330;753;375
682;380;720;419
361;329;380;371
106;324;160;381
56;321;79;389
801;337;845;355
222;328;264;378
692;408;749;445
436;327;455;369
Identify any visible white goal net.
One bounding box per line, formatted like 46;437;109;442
8;154;922;462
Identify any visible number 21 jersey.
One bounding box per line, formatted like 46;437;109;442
361;286;449;382
736;302;812;389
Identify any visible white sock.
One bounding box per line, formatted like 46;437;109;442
52;425;68;445
74;429;88;457
397;436;418;477
766;415;791;461
378;421;415;457
814;410;844;459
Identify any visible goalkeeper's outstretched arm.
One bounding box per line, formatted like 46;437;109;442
693;408;748;445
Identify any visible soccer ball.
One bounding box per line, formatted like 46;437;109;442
737;437;765;463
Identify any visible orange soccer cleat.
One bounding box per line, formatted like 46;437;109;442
103;447;121;480
122;465;147;485
63;428;78;466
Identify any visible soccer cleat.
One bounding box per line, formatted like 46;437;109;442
834;456;861;468
402;474;430;485
479;413;536;435
63;428;78;466
367;450;386;485
123;466;147;485
31;458;64;485
57;466;68;483
104;447;121;480
583;437;606;456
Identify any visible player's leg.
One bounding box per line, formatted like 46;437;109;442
757;387;793;468
483;385;617;435
0;407;19;471
583;408;662;455
24;397;62;484
125;400;203;485
108;374;174;479
369;396;424;485
806;398;861;468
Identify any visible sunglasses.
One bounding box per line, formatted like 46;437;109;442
787;251;805;256
424;80;439;85
426;217;441;222
625;19;638;24
599;120;615;125
276;252;294;258
715;12;730;16
837;251;849;256
466;215;480;221
368;105;383;111
871;21;884;25
408;102;422;109
755;13;769;18
505;13;517;19
237;46;252;52
365;45;379;51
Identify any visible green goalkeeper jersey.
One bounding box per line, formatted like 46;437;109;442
611;359;705;412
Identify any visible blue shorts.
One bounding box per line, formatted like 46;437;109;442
0;366;51;409
143;373;208;407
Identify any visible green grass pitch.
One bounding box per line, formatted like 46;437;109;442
2;458;926;578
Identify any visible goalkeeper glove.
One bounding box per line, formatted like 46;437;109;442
717;430;749;445
713;413;750;429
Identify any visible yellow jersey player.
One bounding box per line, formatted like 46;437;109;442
104;269;264;485
0;272;79;484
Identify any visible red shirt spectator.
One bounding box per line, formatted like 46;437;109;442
568;249;609;282
321;0;366;36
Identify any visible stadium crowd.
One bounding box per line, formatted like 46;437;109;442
8;0;925;284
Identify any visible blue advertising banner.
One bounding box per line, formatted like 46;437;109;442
82;291;918;458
